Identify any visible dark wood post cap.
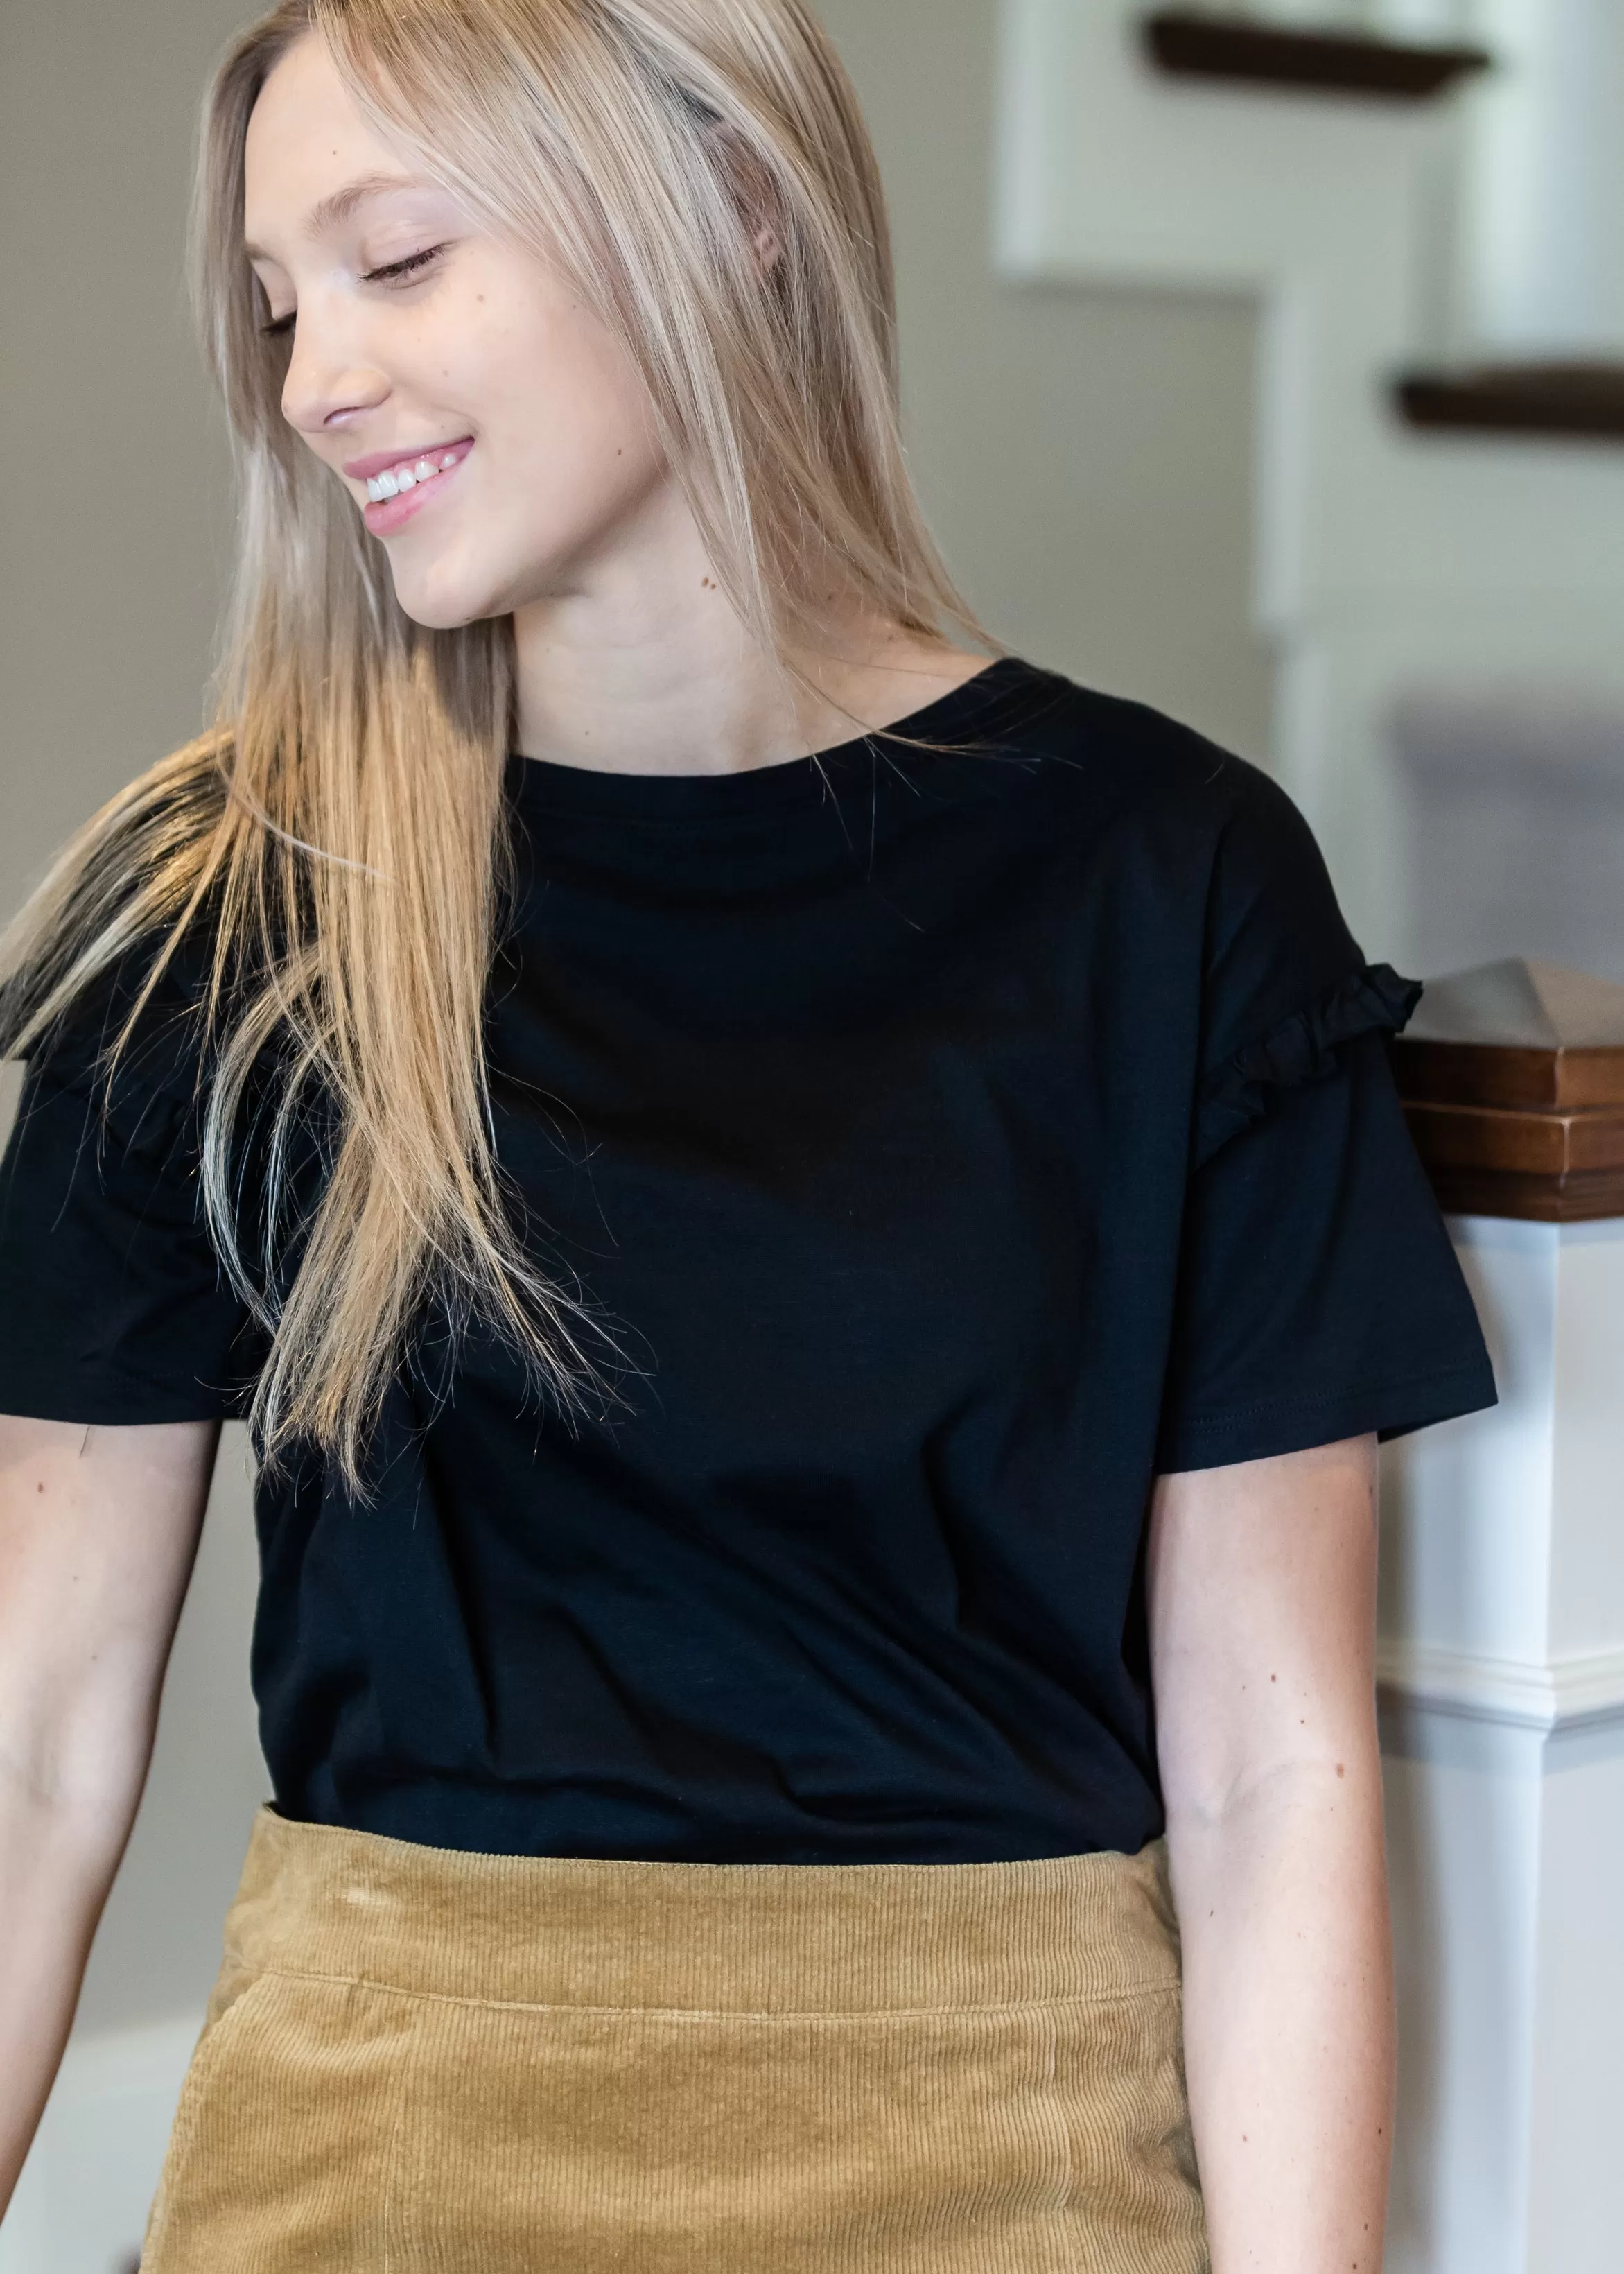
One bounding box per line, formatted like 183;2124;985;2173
1392;960;1624;1220
1141;10;1491;101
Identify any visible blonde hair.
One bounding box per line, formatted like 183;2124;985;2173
0;0;997;1486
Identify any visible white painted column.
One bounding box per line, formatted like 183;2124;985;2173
1379;1213;1624;2274
1462;0;1624;354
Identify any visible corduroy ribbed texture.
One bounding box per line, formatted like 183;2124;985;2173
141;1803;1209;2272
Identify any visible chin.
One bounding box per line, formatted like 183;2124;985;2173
385;559;512;635
385;530;568;634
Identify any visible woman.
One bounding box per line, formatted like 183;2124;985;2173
0;2;1494;2268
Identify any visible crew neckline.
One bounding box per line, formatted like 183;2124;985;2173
506;654;1047;819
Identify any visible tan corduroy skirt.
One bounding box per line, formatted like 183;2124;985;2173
140;1803;1209;2273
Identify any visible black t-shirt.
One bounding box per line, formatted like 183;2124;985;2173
0;657;1495;1862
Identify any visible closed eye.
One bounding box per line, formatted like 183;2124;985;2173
362;245;446;287
256;244;446;340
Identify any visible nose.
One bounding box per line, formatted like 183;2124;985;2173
279;302;390;439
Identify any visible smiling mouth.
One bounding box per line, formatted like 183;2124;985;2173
365;449;466;503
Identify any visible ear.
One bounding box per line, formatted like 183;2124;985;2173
708;120;788;277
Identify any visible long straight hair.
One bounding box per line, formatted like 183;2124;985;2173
0;0;998;1486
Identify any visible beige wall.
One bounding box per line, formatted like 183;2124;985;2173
0;1;242;922
0;0;1270;2038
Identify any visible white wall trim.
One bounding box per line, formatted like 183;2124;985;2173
1377;1639;1624;1731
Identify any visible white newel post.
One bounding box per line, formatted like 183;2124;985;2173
1380;961;1624;2274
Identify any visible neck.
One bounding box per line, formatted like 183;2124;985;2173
509;479;984;778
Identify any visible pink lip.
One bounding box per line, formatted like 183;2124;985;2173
352;437;475;538
342;436;474;480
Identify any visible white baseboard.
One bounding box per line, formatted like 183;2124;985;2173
0;2013;203;2274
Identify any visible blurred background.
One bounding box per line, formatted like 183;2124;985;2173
3;1;1624;2267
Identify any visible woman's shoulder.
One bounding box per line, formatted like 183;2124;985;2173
9;890;241;1181
3;739;237;1101
981;657;1288;849
984;661;1402;1077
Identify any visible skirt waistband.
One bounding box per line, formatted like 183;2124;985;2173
221;1805;1182;2015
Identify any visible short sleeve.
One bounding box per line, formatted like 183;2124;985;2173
0;985;263;1427
1155;770;1497;1473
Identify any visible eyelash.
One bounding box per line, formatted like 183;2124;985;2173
259;244;446;340
366;244;445;286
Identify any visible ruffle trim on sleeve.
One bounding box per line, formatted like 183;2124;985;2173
1194;960;1422;1169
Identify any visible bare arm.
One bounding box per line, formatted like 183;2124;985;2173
1147;1433;1392;2274
0;1413;219;2217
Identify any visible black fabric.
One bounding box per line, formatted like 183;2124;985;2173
0;659;1496;1862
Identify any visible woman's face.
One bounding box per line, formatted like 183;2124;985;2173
243;33;670;630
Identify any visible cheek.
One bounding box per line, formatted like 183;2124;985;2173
485;308;666;511
376;293;668;626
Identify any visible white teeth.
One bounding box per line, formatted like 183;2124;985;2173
365;451;464;506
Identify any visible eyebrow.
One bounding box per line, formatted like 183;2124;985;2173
243;171;426;262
